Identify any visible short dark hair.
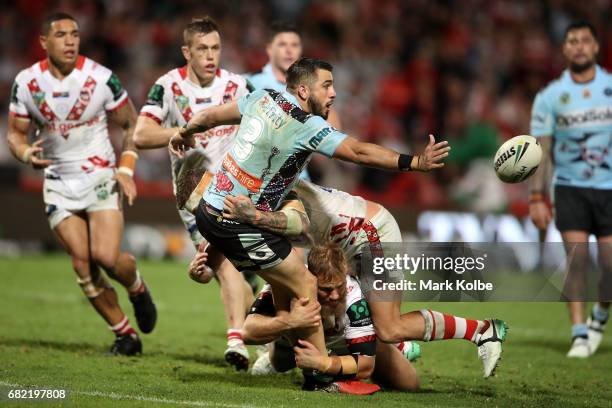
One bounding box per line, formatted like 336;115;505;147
268;21;300;42
41;12;78;35
183;16;220;46
564;21;598;41
286;58;333;91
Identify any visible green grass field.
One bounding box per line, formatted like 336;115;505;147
1;255;611;407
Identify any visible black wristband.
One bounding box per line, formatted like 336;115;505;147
398;154;414;171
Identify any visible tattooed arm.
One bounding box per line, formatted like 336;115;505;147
223;193;312;245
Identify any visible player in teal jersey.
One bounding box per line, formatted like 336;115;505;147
529;21;611;358
169;57;449;378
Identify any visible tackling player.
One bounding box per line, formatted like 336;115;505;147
243;243;420;392
133;16;254;369
169;57;450;371
7;13;156;355
529;21;611;358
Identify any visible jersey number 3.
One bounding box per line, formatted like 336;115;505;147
234;117;263;161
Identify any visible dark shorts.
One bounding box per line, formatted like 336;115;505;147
195;199;292;271
554;185;612;236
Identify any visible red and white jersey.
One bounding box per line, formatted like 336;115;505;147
139;67;249;189
9;56;129;178
294;180;369;259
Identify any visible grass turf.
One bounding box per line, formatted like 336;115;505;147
0;255;610;407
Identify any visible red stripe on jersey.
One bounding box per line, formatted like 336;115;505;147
362;221;384;258
66;76;97;121
139;111;162;124
464;319;478;341
75;55;86;70
27;78;58;122
443;314;456;339
39;59;49;72
178;65;187;80
171;82;193;122
346;334;377;345
216;68;221;77
107;96;128;112
9;111;31;119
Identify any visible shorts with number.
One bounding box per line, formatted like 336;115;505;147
43;168;120;229
178;207;205;247
195;200;291;271
554;185;612;236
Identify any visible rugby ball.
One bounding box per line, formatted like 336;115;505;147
493;135;542;183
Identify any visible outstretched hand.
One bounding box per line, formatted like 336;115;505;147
414;134;450;171
169;128;195;158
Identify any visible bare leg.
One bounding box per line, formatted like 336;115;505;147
372;343;419;391
257;248;326;354
53;214;125;326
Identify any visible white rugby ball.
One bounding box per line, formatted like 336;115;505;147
493;135;542;183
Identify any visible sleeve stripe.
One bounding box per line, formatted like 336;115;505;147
9;111;31;119
346;334;377;345
106;95;128;112
139;111;162;124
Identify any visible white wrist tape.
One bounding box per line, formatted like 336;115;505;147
282;209;305;236
117;166;134;177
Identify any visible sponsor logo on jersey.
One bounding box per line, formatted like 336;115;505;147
222;81;238;104
258;96;288;129
605;87;612;97
145;84;164;107
195;97;211;104
347;299;372;327
560;92;570;105
494;146;516;171
222;154;262;192
555;107;612;129
308;127;335;150
215;169;235;193
106;73;125;101
10;82;19;103
583;89;591;99
79;88;91;103
52;91;69;98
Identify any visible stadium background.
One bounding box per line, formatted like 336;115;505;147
1;0;612;256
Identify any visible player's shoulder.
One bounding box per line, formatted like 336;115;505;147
345;275;365;304
13;60;46;83
217;68;248;88
597;65;612;82
537;71;567;98
79;56;115;80
152;67;184;87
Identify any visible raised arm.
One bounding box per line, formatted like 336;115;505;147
107;99;139;205
332;134;449;172
169;101;242;157
134;115;179;149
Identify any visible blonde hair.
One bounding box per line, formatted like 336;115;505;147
307;243;348;283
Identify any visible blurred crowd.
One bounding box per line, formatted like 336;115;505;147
3;0;612;215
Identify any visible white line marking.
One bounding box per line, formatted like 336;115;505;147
0;381;259;408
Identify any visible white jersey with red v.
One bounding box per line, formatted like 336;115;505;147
139;67;249;186
9;56;129;177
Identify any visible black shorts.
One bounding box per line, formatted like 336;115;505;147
554;185;612;236
195;199;292;271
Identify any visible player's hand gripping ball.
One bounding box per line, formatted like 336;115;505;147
494;135;542;183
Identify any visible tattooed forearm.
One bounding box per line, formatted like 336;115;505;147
252;211;289;235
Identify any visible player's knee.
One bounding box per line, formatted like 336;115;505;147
77;274;111;299
91;248;119;271
70;254;90;276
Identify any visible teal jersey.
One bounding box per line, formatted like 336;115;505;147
530;65;612;188
247;63;285;92
204;89;347;211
